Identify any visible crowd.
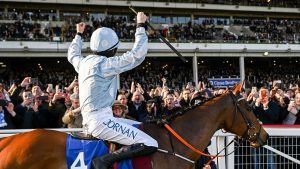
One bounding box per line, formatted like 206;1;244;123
0;67;300;168
135;0;299;8
1;70;299;130
1;13;300;43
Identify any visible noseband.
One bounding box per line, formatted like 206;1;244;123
229;91;265;146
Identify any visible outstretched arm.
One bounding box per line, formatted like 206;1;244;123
68;22;85;73
101;12;148;77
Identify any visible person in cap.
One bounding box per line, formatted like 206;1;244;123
68;12;157;169
112;100;127;118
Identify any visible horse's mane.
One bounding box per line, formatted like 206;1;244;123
145;94;224;124
170;94;223;119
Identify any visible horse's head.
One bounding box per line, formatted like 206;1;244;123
223;81;269;148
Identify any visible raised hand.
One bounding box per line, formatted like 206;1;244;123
20;77;30;87
137;12;147;24
76;22;86;33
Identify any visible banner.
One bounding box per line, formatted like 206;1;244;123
208;78;240;88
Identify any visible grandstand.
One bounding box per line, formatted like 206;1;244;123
1;0;300;85
0;0;300;168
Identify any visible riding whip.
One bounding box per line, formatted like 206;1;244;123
129;6;188;63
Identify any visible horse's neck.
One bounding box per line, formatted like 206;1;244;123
171;96;229;159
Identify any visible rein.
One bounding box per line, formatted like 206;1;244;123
163;123;239;166
164;123;225;158
229;91;265;146
155;91;261;166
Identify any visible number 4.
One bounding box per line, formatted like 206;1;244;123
71;152;88;169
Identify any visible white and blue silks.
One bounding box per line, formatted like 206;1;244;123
68;27;158;147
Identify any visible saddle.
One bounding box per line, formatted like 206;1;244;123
71;132;96;140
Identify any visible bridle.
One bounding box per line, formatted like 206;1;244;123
229;91;265;146
156;91;266;165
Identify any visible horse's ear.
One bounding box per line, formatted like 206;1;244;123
233;80;245;95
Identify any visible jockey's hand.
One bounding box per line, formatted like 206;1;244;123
137;12;147;24
76;22;86;33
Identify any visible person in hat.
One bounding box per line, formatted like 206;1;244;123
112;100;127;118
68;12;157;169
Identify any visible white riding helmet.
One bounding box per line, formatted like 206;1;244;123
90;27;120;52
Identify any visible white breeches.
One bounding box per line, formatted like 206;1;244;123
83;107;158;147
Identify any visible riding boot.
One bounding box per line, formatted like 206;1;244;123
92;143;157;169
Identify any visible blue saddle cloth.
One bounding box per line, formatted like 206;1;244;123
66;135;133;169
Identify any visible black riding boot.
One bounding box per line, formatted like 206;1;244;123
92;143;157;169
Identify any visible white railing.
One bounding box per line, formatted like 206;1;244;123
209;126;300;169
1;126;300;169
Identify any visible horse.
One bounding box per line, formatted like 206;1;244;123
0;82;269;169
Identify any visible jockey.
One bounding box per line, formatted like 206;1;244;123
67;12;158;169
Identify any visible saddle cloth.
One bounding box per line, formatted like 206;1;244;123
66;124;152;169
66;135;133;169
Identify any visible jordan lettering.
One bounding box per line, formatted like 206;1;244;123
103;119;138;139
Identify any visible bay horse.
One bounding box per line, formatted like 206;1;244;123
0;82;269;169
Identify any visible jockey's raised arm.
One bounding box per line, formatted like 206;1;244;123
67;12;157;169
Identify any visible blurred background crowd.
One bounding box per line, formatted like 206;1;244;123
0;10;299;44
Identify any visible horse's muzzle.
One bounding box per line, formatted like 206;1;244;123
250;132;269;148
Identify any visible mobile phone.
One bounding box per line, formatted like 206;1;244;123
260;89;267;98
38;96;49;101
48;84;53;90
30;77;38;84
251;87;257;93
169;89;174;94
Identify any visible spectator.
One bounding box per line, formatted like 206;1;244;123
144;99;159;121
62;93;82;128
253;88;280;124
117;93;128;106
270;88;289;124
117;93;129;115
14;90;39;129
0;100;20;129
48;88;67;128
127;91;148;122
252;88;279;169
162;94;181;117
283;93;300;124
179;89;191;108
112;100;127;118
